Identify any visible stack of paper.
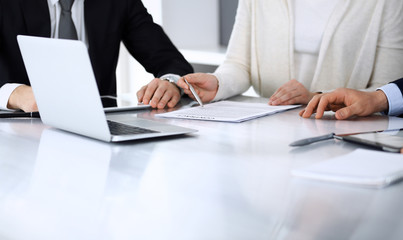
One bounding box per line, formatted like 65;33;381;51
292;149;403;188
156;101;300;122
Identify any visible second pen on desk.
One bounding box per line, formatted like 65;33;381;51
183;77;204;107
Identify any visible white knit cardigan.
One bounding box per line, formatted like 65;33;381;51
213;0;403;100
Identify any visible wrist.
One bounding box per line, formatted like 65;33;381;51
7;85;25;110
211;74;219;93
0;83;23;110
159;74;183;96
373;90;389;113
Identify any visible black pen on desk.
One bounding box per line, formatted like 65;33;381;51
183;77;204;107
0;111;40;118
289;133;336;147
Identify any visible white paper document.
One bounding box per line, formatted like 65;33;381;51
156;101;300;122
292;149;403;188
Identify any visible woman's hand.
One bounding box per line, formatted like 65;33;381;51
269;79;317;105
177;73;219;103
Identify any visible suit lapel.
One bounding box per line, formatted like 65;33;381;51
22;0;51;37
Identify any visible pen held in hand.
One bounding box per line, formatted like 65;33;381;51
184;77;203;107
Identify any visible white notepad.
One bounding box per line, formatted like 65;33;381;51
292;149;403;188
156;101;300;122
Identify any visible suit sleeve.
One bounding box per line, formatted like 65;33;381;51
380;78;403;116
122;0;193;78
392;78;403;94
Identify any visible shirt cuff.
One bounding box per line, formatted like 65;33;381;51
378;83;403;116
0;83;23;111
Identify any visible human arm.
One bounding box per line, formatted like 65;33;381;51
124;0;193;108
299;88;389;120
0;3;37;113
210;0;252;101
378;79;403;116
273;0;403;105
143;0;252;104
5;85;38;112
0;84;20;110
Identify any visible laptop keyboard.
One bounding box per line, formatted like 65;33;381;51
107;120;159;135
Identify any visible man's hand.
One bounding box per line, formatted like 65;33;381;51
177;73;219;103
8;85;38;112
137;78;181;109
300;88;389;120
269;79;318;105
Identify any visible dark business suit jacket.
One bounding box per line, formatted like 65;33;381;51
391;78;403;117
0;0;193;95
392;78;403;94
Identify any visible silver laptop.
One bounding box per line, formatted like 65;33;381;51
17;35;196;142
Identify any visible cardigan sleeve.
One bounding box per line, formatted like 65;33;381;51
368;0;403;90
213;0;252;101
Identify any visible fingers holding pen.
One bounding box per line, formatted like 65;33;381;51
178;73;219;103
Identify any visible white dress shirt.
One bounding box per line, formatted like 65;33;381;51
0;0;86;110
379;83;403;116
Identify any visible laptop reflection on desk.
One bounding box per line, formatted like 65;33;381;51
17;35;196;142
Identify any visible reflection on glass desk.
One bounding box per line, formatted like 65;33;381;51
1;96;403;240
